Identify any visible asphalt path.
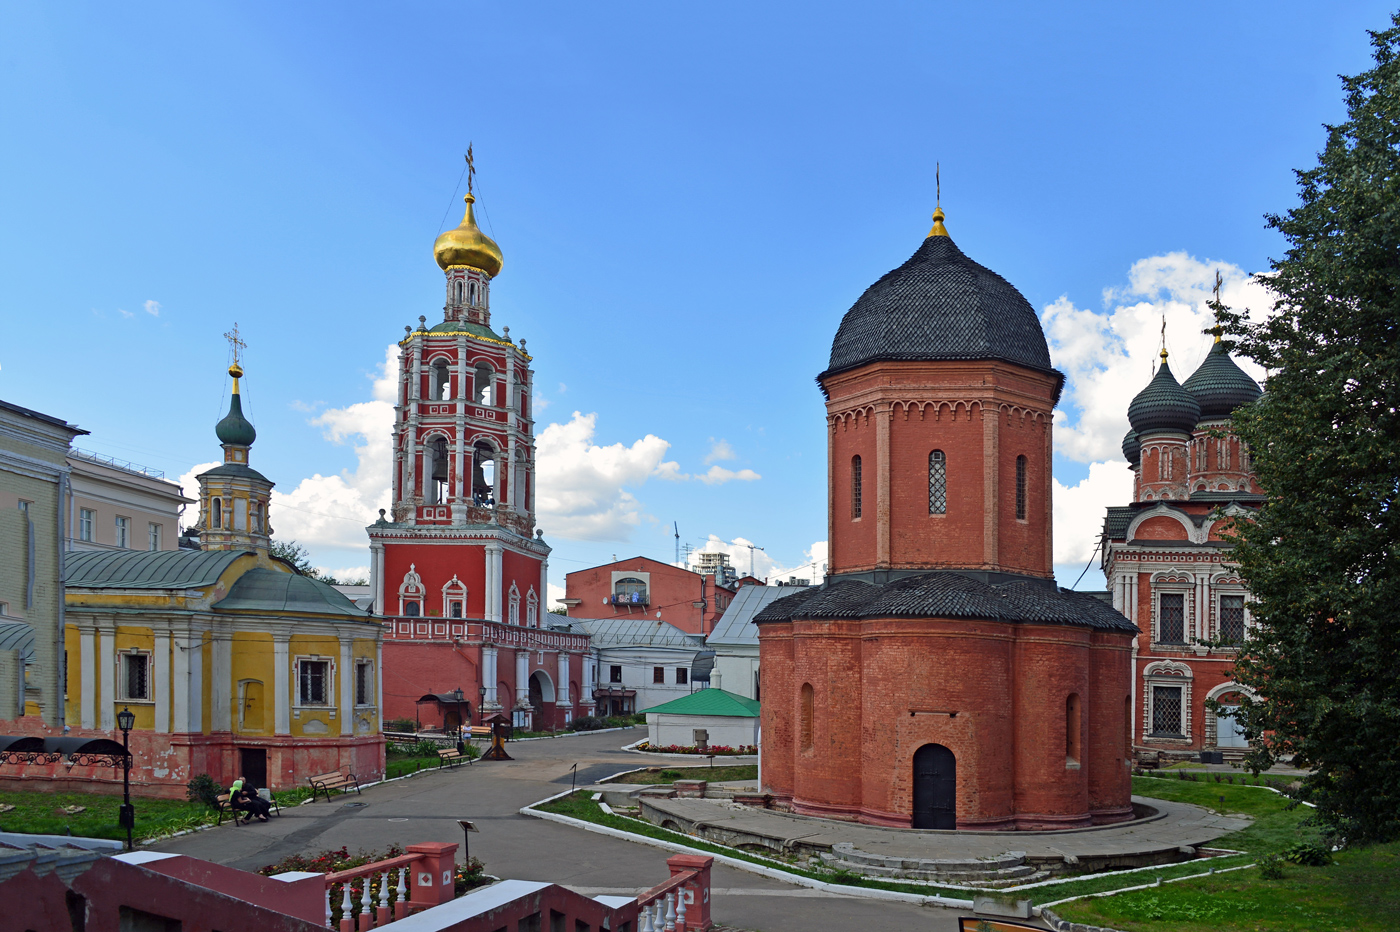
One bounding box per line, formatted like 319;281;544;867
150;729;996;932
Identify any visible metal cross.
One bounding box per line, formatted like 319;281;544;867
466;144;475;195
936;162;941;208
223;323;246;367
1213;269;1223;304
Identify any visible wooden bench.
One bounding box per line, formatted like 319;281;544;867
215;791;281;825
468;726;491;742
437;748;471;769
308;769;362;802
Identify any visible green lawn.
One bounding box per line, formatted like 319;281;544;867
1052;777;1400;931
614;764;758;784
0;789;218;842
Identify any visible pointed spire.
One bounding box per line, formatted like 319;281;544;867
927;163;949;237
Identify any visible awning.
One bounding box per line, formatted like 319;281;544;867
417;692;470;704
592;688;637;698
690;650;715;681
0;735;129;766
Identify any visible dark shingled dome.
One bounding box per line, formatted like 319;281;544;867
820;234;1059;385
1122;429;1141;465
215;393;257;446
1127;357;1200;435
1183;340;1262;418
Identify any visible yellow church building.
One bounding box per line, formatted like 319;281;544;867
1;360;385;797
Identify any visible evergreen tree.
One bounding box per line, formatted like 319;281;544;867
1217;15;1400;845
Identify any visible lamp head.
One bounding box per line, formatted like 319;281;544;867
117;707;135;733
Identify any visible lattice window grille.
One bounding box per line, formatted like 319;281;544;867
928;450;946;515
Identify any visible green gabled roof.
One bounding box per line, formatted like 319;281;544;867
640;688;760;718
65;549;251;589
214;568;370;618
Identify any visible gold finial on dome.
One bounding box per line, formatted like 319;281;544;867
433;192;504;277
928;207;949;238
927;163;949;237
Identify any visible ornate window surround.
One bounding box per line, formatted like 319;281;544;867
441;574;468;618
1150;573;1194;647
1142;660;1192;742
508;582;521;626
398;563;425;616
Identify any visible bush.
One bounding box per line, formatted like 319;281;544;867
1258;854;1286;879
384;718;418;733
634;743;757;756
186;774;222;811
1284;840;1333;866
567;716;605;732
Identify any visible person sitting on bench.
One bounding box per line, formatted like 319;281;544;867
229;776;272;823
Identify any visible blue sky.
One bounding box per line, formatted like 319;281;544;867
1;2;1390;598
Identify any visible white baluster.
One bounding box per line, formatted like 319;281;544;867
397;866;408;906
653;898;664;932
664;891;676;931
676;889;687;931
340;882;353;926
379;870;390;914
325;886;333;928
639;902;653;932
361;877;372;923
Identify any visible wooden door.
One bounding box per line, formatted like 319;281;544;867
912;743;956;829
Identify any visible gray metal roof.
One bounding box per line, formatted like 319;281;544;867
707;584;809;646
65;549;250;589
214;568;370;618
568;617;704;649
0;622;35;663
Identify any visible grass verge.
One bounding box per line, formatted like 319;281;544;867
613;765;758;785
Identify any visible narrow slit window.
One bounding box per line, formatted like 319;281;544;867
1015;455;1027;520
800;683;814;751
1065;693;1081;763
928;450;946;514
851;455;863;519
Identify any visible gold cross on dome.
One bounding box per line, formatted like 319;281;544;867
1213;269;1224;304
223;323;246;367
466;144;475;195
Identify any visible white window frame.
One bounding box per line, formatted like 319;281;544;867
1142;661;1193;741
398;564;425;616
115;515;131;549
442;574;468;617
526;588;539;627
148;522;161;551
1214;586;1250;646
1151;579;1193;647
295;656;335;707
79;508;94;542
354;659;375;707
508;583;521;626
117;650;153;703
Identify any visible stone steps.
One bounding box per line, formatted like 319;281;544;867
816;844;1048;885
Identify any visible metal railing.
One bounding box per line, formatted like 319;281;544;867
69;448;166;480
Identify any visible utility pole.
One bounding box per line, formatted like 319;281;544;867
746;542;765;578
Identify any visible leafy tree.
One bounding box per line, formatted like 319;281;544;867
267;539;367;585
1216;16;1400;845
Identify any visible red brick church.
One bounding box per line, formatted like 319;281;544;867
368;181;589;732
756;206;1137;830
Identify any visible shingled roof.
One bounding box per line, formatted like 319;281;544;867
754;573;1137;633
819;234;1061;389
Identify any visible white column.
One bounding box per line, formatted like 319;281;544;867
98;623;115;731
171;629;189;734
188;631;204;733
375;642;384;731
483;646;499;707
274;635;291;735
515;650;529;706
339;638;354;736
485;543;503;623
369;543;383;615
210;629;232;732
582;651;595;704
558;653;570;704
539;557;549;617
79;626;96;729
154;631;171;733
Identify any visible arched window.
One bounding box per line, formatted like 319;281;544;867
1015;455;1028;520
613;577;648;606
454;280;464;304
431;360;451;401
526;589;539;627
404;601;420;617
211;498;222;530
1066;693;1081;764
851;455;863;519
800;683;814;751
508;583;521;626
928;450;946;514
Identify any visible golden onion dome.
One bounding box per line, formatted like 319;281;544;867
433;193;503;277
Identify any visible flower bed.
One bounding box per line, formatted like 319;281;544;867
634;742;756;755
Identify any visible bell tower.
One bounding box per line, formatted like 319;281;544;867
197;328;274;552
367;169;550;670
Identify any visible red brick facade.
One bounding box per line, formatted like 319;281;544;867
562;556;736;635
758;220;1135;830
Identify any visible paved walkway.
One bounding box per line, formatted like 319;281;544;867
634;795;1250;864
148;730;981;932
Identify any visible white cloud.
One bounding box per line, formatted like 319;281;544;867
175;461;221;527
144;300;161;317
118;308;133;319
1043;252;1270;465
267;345;398;550
317;565;370;584
696;464;761;485
704;439;736;464
548;582;567;612
534;411;681;541
1052;462;1134;566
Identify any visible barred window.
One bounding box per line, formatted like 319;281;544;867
120;653;150;701
1151;685;1184;736
1015;455;1028;520
1158;593;1185;643
928;450;946;514
355;662;372;706
299;660;329;705
851;456;863;519
1220;595;1245;644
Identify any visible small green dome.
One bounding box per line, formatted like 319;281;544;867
1122;429;1141;465
216;393;257;446
1128;355;1200;435
1183;340;1262;419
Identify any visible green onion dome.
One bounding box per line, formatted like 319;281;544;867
1183;338;1262;419
1127;352;1200;435
215;364;257;446
1122;429;1141;465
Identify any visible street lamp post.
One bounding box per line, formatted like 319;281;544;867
478;686;486;725
116;706;135;852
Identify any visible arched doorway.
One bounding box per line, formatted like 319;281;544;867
528;670;556;730
912;744;956;829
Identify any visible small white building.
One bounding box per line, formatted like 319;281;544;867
705;582;809;701
66;449;192;553
641;688;760;750
567;617;707;716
